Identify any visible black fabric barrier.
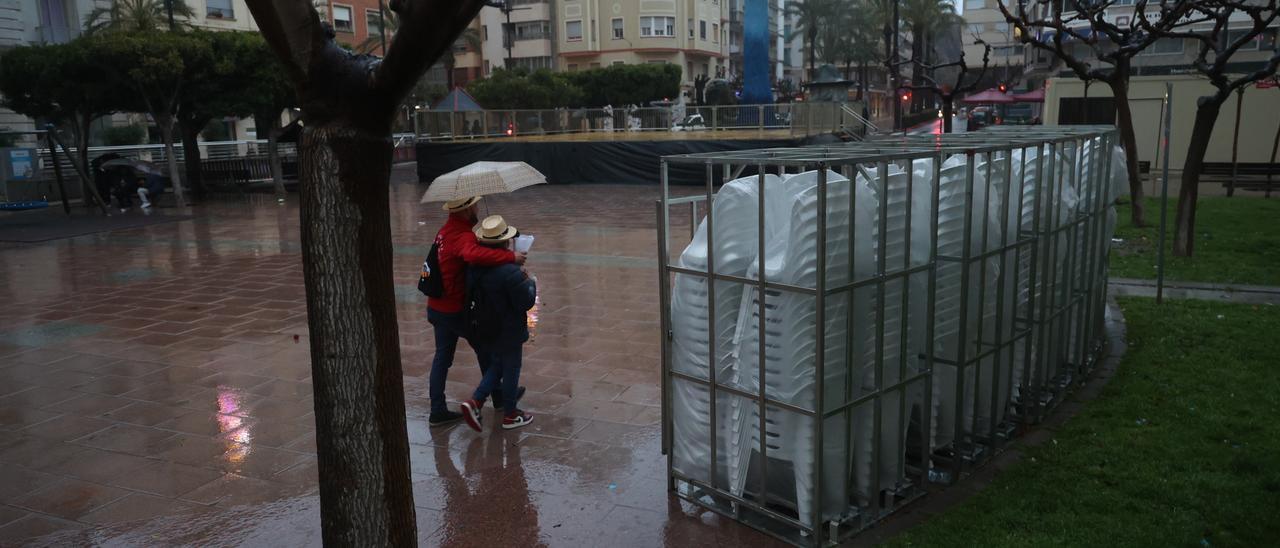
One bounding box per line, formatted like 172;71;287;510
415;138;800;186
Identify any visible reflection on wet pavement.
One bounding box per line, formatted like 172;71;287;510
0;166;783;546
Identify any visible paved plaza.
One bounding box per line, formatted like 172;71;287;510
0;165;783;546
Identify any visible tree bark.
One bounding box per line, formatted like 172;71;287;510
1107;75;1146;227
1173;100;1222;257
299;125;415;546
158;116;187;206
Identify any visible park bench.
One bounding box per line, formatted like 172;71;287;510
200;156;299;193
1198;162;1280;196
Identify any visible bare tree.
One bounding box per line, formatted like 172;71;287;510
244;0;486;544
1138;0;1280;257
998;0;1208;228
898;41;993;133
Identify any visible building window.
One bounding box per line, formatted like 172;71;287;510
206;0;233;18
482;25;488;41
648;59;667;64
640;16;675;37
1143;37;1184;55
484;60;490;75
612;17;624;39
712;23;719;43
568;63;579;71
702;63;709;75
332;5;353;32
566;20;582;41
1226;28;1278;51
688;18;694;38
510;56;553;71
514;21;551;40
590;62;601;69
367;10;383;37
613;60;625;66
700;20;707;40
964;0;983;9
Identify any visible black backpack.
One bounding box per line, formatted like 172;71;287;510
417;242;444;298
461;269;501;345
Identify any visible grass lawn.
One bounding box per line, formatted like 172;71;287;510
888;297;1280;547
1109;197;1280;286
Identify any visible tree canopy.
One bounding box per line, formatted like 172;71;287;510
468;64;680;110
467;68;583;109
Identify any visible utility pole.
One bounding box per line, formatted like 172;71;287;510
891;0;900;131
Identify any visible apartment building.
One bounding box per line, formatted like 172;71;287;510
554;0;729;85
960;0;1025;81
479;0;557;75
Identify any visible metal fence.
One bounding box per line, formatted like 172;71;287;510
656;126;1124;546
413;102;872;141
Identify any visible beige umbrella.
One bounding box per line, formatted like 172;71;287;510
419;161;547;204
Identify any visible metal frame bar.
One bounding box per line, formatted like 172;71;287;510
658;126;1119;547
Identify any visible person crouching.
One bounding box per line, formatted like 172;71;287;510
460;215;535;431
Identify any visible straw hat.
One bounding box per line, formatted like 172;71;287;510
442;195;482;212
474;215;518;243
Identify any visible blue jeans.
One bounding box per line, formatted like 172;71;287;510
427;309;498;414
472;345;522;415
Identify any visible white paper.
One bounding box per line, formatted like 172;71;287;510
514;235;534;253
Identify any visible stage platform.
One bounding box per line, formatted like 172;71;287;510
416;130;803;186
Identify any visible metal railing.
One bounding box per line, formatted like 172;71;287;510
413;102;860;141
657;126;1122;546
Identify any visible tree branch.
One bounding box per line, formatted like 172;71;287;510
374;0;487;104
244;0;327;83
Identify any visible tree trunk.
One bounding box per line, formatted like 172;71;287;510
158;116;187;206
1173;100;1222;257
74;116;95;209
1108;75;1146;226
298;125;416;546
181;121;207;198
858;61;868;103
445;56;456;90
807;29;816;82
266;112;286;200
910;23;923;113
942;96;953;133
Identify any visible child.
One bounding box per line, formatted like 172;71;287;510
460;215;536;431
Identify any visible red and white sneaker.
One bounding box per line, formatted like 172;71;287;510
460;399;483;432
501;410;533;430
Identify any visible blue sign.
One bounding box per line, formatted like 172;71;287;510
8;149;33;181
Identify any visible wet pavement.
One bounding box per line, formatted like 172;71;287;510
0;165;785;547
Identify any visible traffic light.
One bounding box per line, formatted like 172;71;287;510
997;82;1008;93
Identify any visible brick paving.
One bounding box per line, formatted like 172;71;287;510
0;165;783;547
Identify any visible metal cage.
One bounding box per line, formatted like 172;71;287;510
656;126;1123;546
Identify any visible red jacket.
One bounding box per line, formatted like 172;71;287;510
427;213;515;314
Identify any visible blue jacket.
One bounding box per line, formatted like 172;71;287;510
466;262;537;349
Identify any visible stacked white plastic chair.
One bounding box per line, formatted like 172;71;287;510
669;174;785;487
